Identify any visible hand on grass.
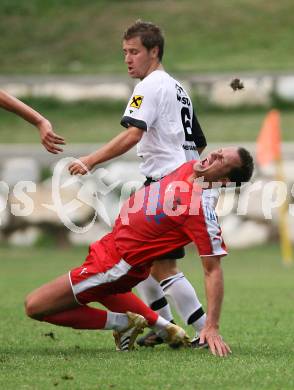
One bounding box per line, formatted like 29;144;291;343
199;325;231;357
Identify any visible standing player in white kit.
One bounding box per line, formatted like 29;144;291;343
69;20;211;347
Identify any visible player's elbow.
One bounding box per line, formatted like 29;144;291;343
201;256;222;276
128;127;143;145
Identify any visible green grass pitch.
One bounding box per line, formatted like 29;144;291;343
0;244;293;389
1;0;294;74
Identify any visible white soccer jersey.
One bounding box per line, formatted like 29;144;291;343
121;70;206;179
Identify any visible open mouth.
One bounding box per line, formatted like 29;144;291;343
200;154;218;169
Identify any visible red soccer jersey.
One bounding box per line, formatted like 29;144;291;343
111;161;227;267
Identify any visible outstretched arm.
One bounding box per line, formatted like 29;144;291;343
68;126;144;175
200;255;231;357
0;90;65;154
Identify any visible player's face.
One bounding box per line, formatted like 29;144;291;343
123;37;158;80
195;147;241;183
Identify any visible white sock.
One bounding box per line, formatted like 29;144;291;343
151;315;170;338
160;273;207;334
105;312;129;331
136;275;174;322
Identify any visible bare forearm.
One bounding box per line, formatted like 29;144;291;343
0;90;65;154
0;90;44;127
199;256;231;356
204;265;224;328
88;127;142;166
68;126;143;175
201;256;224;328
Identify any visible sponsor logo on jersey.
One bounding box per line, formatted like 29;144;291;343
130;95;144;109
175;83;191;106
175;83;184;95
182;144;197;151
177;95;191;105
79;267;88;276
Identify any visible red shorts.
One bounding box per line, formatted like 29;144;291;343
70;233;151;304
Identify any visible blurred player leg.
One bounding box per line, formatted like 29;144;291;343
160;272;207;335
137;259;206;346
136;275;174;322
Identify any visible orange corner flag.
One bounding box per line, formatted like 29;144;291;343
256;110;281;166
256;110;293;265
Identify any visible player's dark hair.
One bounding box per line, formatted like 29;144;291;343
123;20;164;61
228;147;254;187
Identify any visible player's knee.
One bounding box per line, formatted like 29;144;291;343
151;259;179;281
24;295;44;320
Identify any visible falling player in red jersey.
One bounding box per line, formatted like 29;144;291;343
25;146;253;356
